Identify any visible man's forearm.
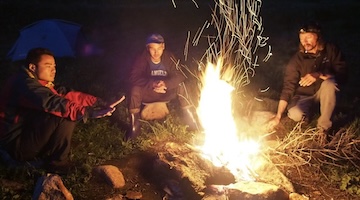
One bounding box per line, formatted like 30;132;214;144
276;100;288;119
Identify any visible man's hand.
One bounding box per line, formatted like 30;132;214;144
299;73;317;86
153;80;167;93
90;96;125;118
266;116;280;132
91;107;116;118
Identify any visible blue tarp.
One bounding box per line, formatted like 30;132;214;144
7;19;82;61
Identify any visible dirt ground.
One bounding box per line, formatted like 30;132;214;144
85;150;358;200
89;114;360;200
86;153;167;200
1;141;357;200
84;113;360;200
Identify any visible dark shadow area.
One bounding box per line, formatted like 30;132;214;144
104;151;203;199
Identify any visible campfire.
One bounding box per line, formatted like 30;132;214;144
196;58;261;182
155;59;295;199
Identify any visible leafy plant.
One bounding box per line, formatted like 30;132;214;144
326;165;360;195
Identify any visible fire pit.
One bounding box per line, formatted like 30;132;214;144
140;59;296;200
153;141;294;200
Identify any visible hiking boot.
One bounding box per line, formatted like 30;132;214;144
0;148;19;167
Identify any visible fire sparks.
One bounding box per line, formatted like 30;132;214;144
197;59;261;181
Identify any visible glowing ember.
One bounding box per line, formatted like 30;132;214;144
197;59;261;181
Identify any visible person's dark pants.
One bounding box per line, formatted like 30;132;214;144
5;113;76;164
128;82;192;113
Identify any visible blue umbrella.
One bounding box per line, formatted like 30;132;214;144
7;19;82;61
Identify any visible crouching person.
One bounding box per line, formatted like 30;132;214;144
266;22;347;142
127;33;200;140
0;48;124;173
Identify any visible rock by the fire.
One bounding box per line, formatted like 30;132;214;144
32;173;73;200
255;155;295;193
125;191;143;199
226;181;288;200
289;192;309;200
201;186;228;200
202;194;228;200
106;194;124;200
93;165;125;188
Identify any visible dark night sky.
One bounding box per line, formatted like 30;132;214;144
1;0;359;59
0;0;213;60
1;0;359;96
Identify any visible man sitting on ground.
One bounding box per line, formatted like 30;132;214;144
0;48;124;173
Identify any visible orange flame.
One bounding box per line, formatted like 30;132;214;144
197;59;261;181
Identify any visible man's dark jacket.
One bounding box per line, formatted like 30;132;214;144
280;43;347;103
0;68;99;145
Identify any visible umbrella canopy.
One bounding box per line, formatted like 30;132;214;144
7;19;82;61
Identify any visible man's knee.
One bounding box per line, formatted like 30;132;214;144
320;79;338;92
49;116;76;139
287;107;304;122
316;79;338;102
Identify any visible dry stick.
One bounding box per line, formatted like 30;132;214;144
273;122;360;169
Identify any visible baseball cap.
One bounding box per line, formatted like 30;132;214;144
146;34;165;45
